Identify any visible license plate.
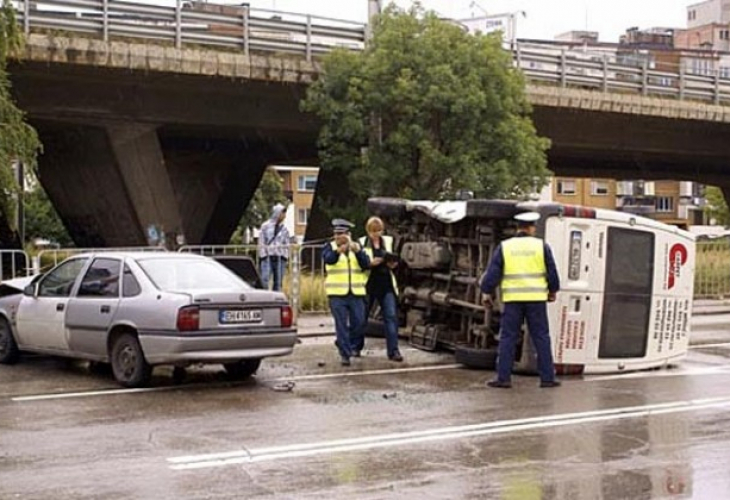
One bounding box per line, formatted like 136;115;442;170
219;309;263;324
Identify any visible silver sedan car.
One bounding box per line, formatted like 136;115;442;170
0;252;297;387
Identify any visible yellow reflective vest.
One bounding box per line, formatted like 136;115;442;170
324;241;368;296
501;236;549;302
359;235;398;296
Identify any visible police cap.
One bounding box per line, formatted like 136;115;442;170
514;212;540;224
331;218;355;233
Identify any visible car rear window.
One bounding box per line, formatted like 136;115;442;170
137;258;251;292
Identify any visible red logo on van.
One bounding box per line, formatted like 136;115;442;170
667;244;688;289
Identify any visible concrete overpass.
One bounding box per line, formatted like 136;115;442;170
8;5;730;246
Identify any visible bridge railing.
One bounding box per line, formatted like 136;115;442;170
14;0;364;61
515;44;730;105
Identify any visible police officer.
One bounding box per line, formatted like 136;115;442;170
322;218;371;366
480;211;561;388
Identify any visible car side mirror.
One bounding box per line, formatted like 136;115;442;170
23;284;36;297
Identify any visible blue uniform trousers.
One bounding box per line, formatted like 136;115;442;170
329;294;366;359
496;301;557;383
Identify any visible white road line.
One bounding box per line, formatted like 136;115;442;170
262;364;462;383
690;342;730;349
167;396;730;469
9;364;461;402
586;364;730;382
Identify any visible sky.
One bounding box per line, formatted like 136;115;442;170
236;0;694;43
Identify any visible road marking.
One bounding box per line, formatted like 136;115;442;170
586;364;730;382
262;364;462;383
167;396;730;469
690;342;730;349
9;364;461;402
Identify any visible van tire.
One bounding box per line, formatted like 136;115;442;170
367;198;408;219
455;346;498;370
466;200;520;219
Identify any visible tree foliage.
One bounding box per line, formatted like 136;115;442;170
230;169;288;244
704;186;730;227
301;3;551;223
24;184;72;247
1;0;41;229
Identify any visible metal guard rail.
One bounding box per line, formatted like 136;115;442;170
13;0;730;104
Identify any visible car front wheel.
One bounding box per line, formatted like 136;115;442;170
0;317;19;365
223;359;261;380
111;333;152;388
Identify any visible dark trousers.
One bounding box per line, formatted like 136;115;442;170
329;294;366;359
358;291;400;357
496;301;557;383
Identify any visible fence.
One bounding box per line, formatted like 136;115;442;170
695;238;730;299
14;0;730;106
179;243;329;316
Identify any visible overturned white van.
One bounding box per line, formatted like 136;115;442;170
367;197;695;375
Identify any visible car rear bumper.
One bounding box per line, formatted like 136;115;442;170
138;328;297;364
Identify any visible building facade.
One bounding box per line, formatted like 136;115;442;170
270;165;319;243
551;178;705;228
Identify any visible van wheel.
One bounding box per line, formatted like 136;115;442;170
0;318;20;365
367;197;408;219
111;333;152;388
223;359;261;380
455;346;498;370
465;200;520;219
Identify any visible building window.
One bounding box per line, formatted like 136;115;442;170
556;179;577;195
591;180;609;196
297;174;317;192
297;208;310;225
656;196;674;213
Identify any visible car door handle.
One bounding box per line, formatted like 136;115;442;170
100;305;111;314
56;303;65;312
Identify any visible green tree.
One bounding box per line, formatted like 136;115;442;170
1;0;41;231
24;184;72;247
229;169;288;244
704;186;730;226
301;3;551;223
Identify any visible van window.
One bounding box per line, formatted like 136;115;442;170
599;228;654;358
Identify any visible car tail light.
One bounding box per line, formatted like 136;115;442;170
177;306;200;332
280;305;293;328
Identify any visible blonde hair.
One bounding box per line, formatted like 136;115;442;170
365;216;384;234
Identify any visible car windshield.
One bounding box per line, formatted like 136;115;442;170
137;257;250;292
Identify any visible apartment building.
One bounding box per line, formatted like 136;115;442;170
551;178;705;228
270;165;319;243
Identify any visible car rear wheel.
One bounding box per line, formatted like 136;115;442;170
0;317;20;365
111;333;152;388
223;359;261;380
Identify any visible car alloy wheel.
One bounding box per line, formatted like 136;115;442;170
111;333;152;388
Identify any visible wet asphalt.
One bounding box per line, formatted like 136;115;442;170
2;315;730;499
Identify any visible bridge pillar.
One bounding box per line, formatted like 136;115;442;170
35;121;277;247
107;123;184;246
37;122;146;247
